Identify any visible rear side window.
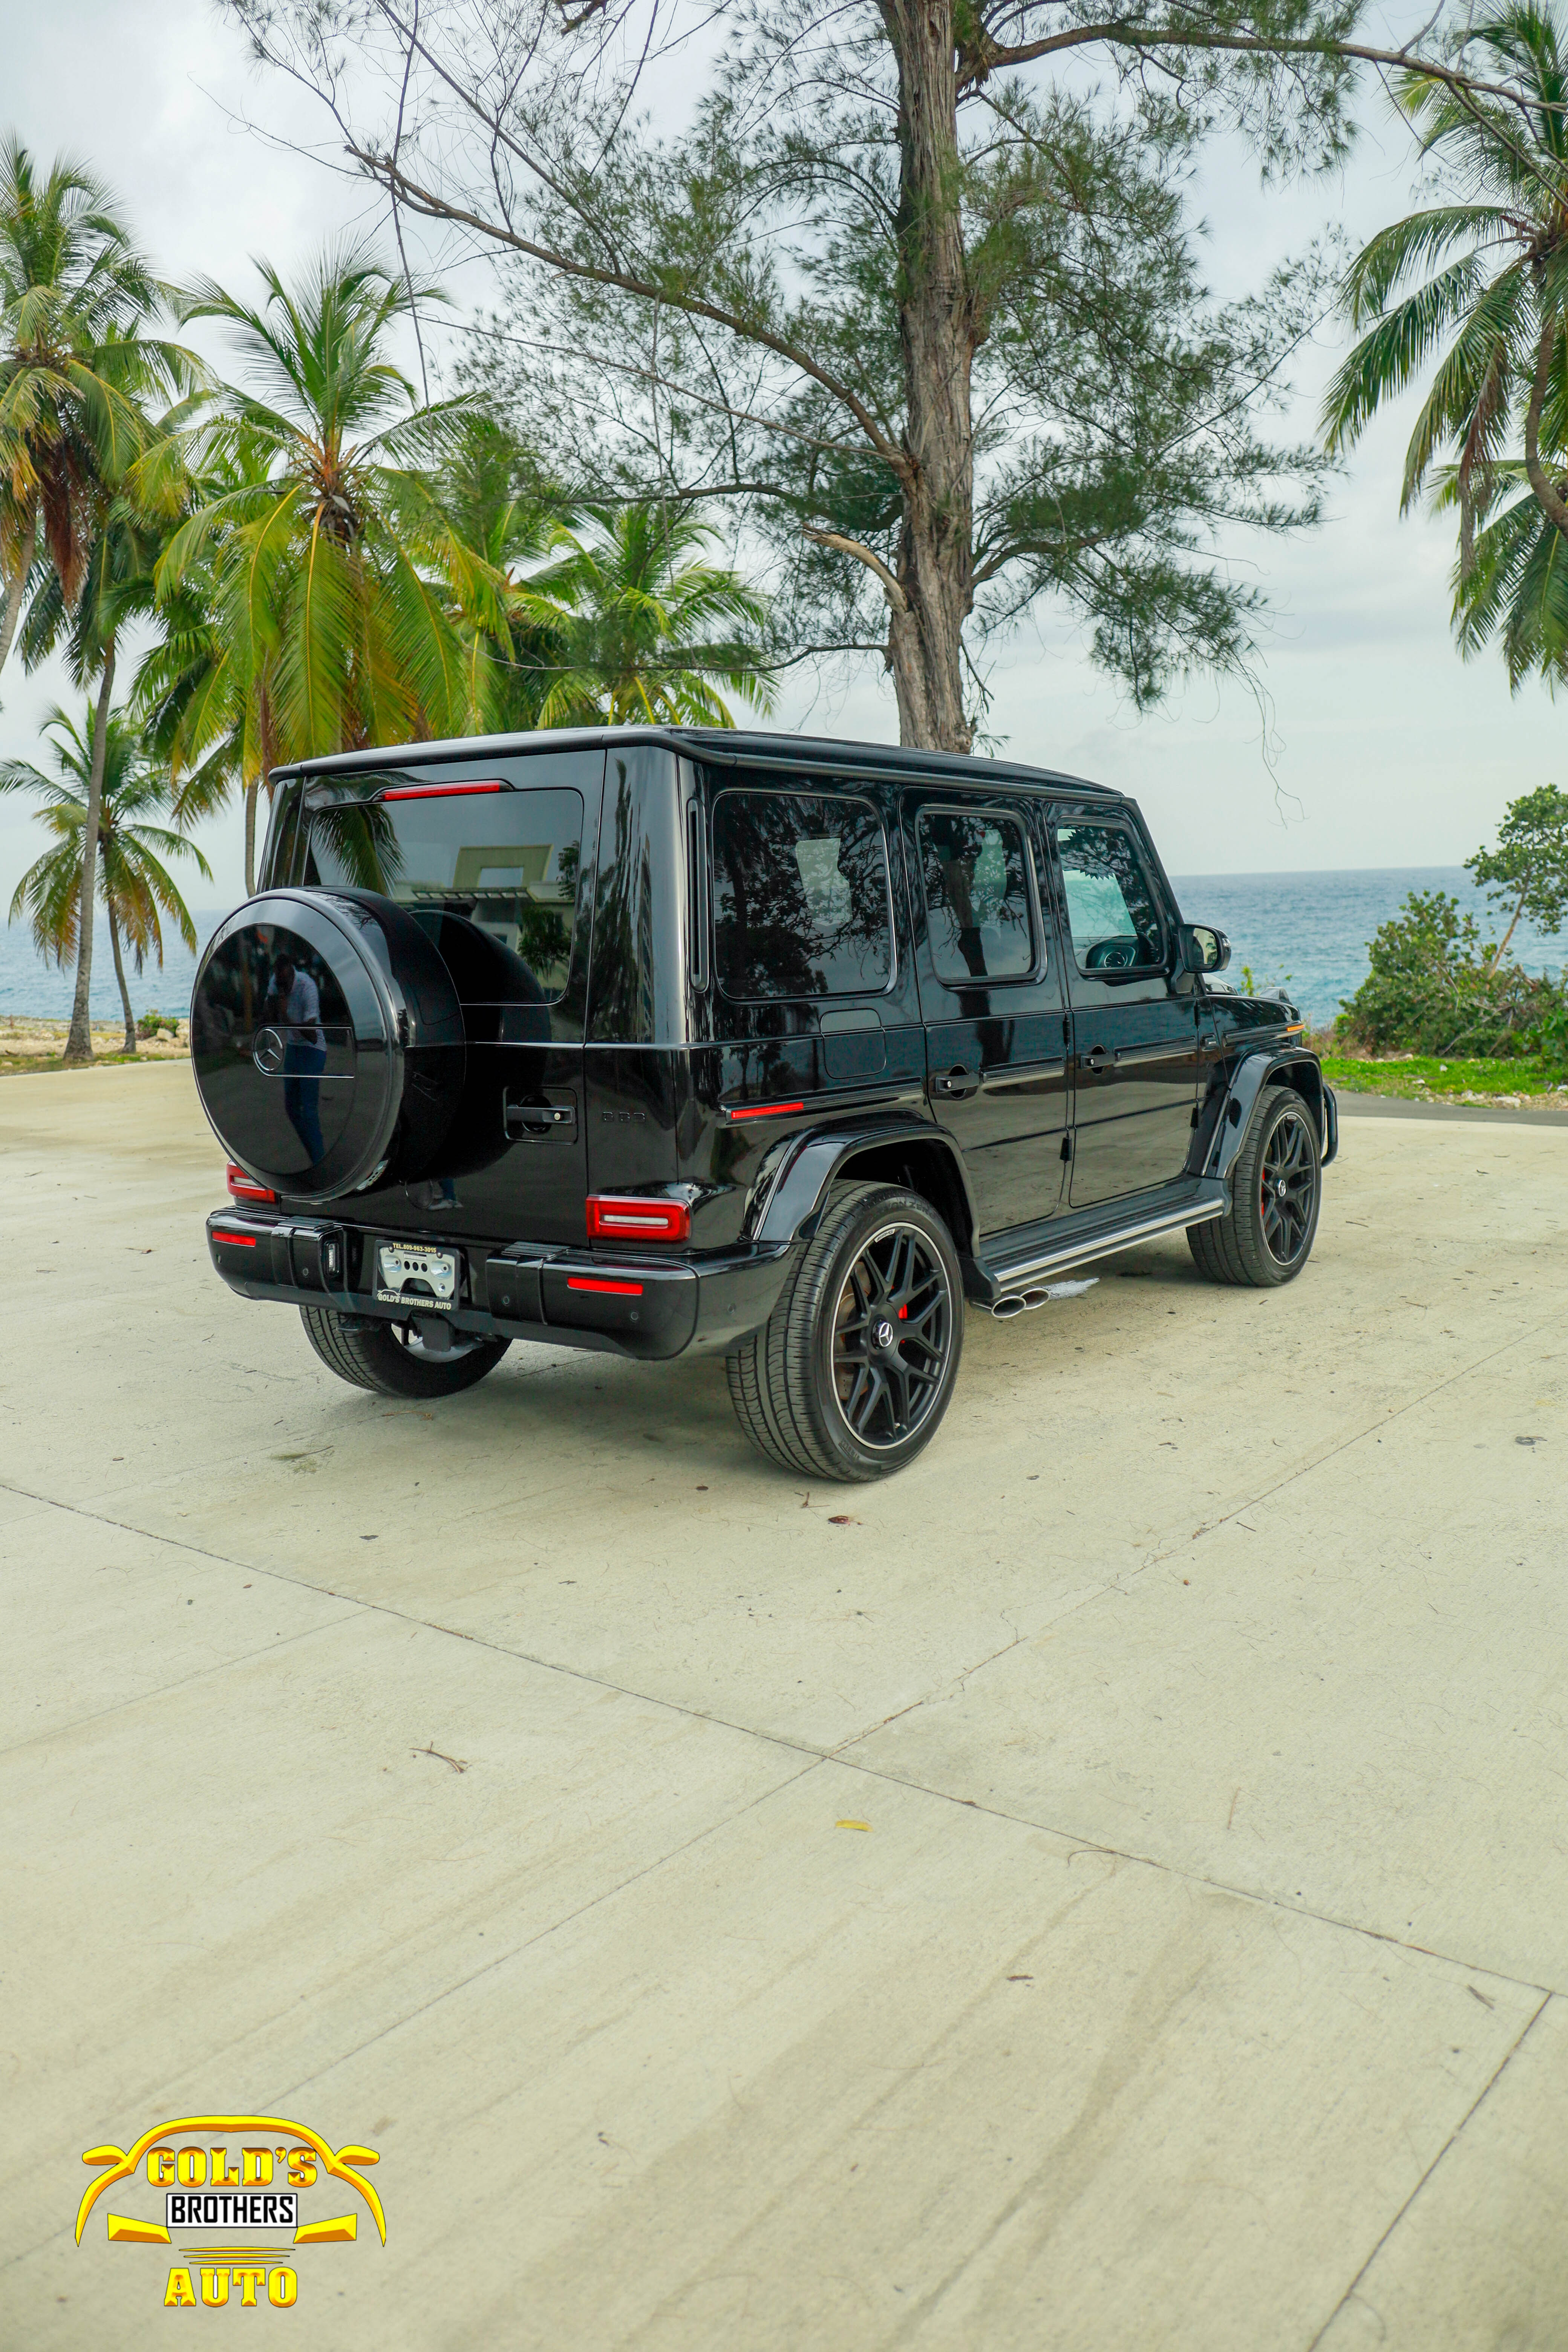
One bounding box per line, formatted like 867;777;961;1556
304;786;584;1001
1055;821;1165;974
917;809;1035;983
712;790;892;1000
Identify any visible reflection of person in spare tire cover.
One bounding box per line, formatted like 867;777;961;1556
268;952;326;1164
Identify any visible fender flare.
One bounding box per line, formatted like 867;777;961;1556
750;1115;979;1252
1194;1048;1334;1184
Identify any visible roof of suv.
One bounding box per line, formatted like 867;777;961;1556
286;724;1121;801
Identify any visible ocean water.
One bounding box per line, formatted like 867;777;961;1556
1170;867;1568;1029
2;867;1566;1034
0;909;230;1028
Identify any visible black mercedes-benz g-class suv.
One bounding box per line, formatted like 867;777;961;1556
193;728;1335;1481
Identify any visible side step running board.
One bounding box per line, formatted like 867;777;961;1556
976;1181;1228;1315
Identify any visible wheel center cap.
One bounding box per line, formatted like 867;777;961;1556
874;1318;896;1351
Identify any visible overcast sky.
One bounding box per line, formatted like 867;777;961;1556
3;0;1559;912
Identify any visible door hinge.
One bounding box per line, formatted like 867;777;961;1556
1060;1132;1073;1161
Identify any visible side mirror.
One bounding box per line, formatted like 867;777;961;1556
1179;923;1230;974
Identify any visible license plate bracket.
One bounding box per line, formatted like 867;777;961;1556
375;1242;460;1311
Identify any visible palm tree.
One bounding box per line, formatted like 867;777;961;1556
0;140;195;1060
21;440;191;1059
513;504;773;727
154;243;511;888
437;417;581;731
0;139;187;678
0;698;211;1054
1323;3;1568;563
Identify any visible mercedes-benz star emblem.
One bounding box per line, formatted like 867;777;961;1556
874;1318;896;1350
253;1025;287;1075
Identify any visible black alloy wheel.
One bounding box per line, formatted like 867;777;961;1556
830;1220;953;1451
1259;1101;1317;1266
1188;1083;1322;1289
727;1182;965;1481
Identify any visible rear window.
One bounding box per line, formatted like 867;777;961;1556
303;785;583;1001
712;789;892;1000
917;808;1035;983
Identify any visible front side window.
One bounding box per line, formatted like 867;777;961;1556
712;790;892;999
1055;821;1165;974
918;809;1035;983
304;786;584;1000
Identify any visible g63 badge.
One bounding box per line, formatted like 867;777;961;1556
76;2114;385;2310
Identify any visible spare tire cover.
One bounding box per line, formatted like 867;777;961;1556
191;889;466;1200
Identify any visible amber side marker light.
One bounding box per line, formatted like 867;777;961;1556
226;1164;279;1204
586;1195;691;1243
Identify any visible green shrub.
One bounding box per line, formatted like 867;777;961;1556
1529;1000;1568;1069
136;1009;180;1039
1336;889;1563;1057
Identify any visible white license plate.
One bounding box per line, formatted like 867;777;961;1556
375;1243;459;1310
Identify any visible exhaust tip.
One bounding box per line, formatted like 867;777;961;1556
991;1295;1026;1318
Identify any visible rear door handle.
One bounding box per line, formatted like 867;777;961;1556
932;1065;980;1100
1081;1046;1110;1073
505;1094;578;1142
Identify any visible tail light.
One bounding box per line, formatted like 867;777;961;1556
227;1163;279;1205
586;1194;691;1244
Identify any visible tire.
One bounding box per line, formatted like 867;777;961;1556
300;1305;510;1399
1188;1084;1321;1288
726;1183;964;1482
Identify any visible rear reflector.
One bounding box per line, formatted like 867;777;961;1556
380;780;506;801
727;1100;805;1122
586;1195;691;1243
213;1230;259;1248
567;1276;644;1296
227;1163;279;1204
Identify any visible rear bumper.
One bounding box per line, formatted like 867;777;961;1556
205;1210;796;1362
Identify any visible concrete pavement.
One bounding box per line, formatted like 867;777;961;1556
2;1062;1565;2348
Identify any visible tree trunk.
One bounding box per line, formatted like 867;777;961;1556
107;895;137;1055
244;779;259;896
0;563;28;683
63;642;117;1066
1485;884;1530;976
1524;314;1568;539
884;0;975;753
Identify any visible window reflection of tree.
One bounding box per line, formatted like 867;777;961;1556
306;795;581;999
713;792;891;999
1057;824;1164;966
304;797;403;892
919;813;1031;983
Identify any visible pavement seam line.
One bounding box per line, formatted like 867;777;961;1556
2;1314;1555;1991
5;1447;1559;2000
1153;1314;1554;1566
0;1475;830;1771
0;1756;830;2276
828;1749;1559;1999
0;1606;362;1761
1303;1991;1554;2350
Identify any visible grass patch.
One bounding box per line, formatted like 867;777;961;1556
1321;1054;1568;1104
0;1049;158;1076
